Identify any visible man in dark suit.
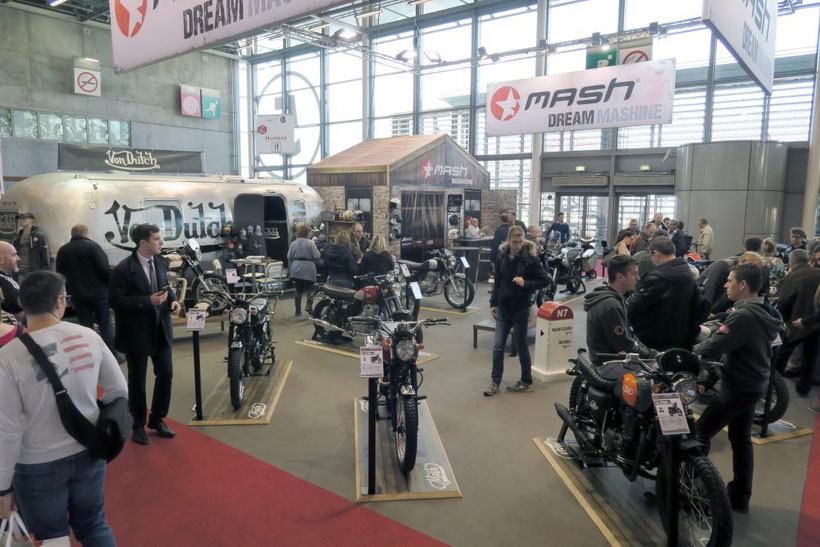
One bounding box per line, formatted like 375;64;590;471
109;224;181;445
668;219;687;257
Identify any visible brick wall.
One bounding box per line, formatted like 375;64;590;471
482;189;518;235
313;186;345;214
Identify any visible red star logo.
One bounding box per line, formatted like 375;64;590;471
421;158;433;180
490;86;521;121
257;124;268;135
114;0;148;38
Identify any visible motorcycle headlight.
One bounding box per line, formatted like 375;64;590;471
395;340;417;362
230;308;248;325
673;375;698;405
448;255;457;268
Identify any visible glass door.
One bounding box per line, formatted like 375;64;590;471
557;195;609;240
615;194;676;233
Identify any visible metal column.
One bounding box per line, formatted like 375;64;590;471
803;24;820;235
529;0;548;227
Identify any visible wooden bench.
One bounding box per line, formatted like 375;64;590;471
473;318;519;357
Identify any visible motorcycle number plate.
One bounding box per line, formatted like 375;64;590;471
225;268;239;284
651;393;690;436
460;256;469;269
400;264;411;277
410;281;423;300
360;346;384;378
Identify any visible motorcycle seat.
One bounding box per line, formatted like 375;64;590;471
578;353;617;392
397;259;426;270
323;284;358;300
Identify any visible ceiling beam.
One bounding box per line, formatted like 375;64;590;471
80;5;109;21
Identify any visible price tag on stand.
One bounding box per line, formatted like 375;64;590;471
400;263;411;277
268;262;283;278
186;310;206;331
225;268;239;284
360;346;384;378
410;281;423;300
460;256;470;269
652;393;690;435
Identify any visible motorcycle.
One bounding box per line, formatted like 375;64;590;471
556;349;733;547
310;271;413;343
576;234;599;279
162;239;231;314
535;235;585;306
398;248;475;310
696;322;789;425
354;316;449;474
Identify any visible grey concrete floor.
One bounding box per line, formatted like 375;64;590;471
155;281;813;546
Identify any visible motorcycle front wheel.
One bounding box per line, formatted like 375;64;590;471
754;371;789;425
444;275;475;310
395;395;419;474
228;347;245;411
656;453;733;547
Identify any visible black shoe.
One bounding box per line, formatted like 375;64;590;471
132;427;148;445
147;418;176;438
731;502;749;514
783;368;802;379
796;385;812;397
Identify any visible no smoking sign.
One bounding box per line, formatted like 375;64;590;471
74;67;101;97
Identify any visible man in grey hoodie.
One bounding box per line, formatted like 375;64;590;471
584;254;655;365
694;263;783;513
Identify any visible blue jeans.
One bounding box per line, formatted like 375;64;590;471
13;451;115;546
491;307;532;385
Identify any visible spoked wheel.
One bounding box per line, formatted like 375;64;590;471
656;453;733;547
404;287;421;320
228;347;245;411
395;395;419;474
754;371;789;425
444;275;475;310
306;285;325;316
194;274;231;313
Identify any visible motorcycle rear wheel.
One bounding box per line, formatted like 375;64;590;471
193;274;231;314
656;453;733;547
228;347;245;411
395;395;419;474
754;371;789;425
444;275;475;310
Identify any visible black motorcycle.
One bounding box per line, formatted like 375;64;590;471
535;236;585;306
224;291;275;410
398;248;475;310
354;316;449;474
163;239;231;314
310;272;412;343
556;350;733;547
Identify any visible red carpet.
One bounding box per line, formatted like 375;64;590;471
99;420;445;546
797;400;820;546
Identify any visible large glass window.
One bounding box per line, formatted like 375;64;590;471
767;77;814;142
548;0;618;43
475;108;532;155
653;28;712;70
482;158;532;224
711;82;765;142
618;86;707;148
420;110;469;150
775;8;820;59
624;0;702;29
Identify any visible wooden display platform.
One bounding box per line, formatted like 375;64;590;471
692;410;813;445
294;339;439;365
187;360;292;426
418;304;481;316
533;437;666;546
354;398;461;502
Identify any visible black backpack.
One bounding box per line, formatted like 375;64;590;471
19;333;132;462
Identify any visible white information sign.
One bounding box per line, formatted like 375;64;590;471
186;309;206;331
267;262;283;278
703;0;777;93
652;393;691;436
400;263;411;278
108;0;348;73
360;346;384;378
225;268;239;283
74;67;101;97
256;114;295;155
486;59;676;137
460;256;470;269
410;281;423;300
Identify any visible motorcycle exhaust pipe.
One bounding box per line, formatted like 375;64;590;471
554;403;592;447
627;428;648;482
312;318;347;334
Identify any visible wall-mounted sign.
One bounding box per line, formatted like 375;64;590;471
585;46;616;69
201;87;221;119
256;114;295;155
74;67;101;97
703;0;777;93
58;144;204;173
486;59;676;137
618;38;653;65
180;84;202;117
108;0;349;73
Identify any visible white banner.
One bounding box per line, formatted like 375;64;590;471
703;0;777;93
108;0;348;73
256;114;295;155
486;59;676;137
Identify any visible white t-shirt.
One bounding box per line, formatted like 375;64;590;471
0;322;127;490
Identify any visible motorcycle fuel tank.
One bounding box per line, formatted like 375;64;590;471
617;372;653;413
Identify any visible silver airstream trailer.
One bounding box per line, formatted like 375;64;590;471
0;172;325;266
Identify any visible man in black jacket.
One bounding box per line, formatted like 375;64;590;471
109;224;181;445
584;255;655;364
668;220;687;257
627;236;708;350
489;214;511;269
56;224;116;355
694;264;782;513
485;226;548;396
12;212;50;275
773;249;820;396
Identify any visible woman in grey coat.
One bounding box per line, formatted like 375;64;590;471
287;224;321;317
